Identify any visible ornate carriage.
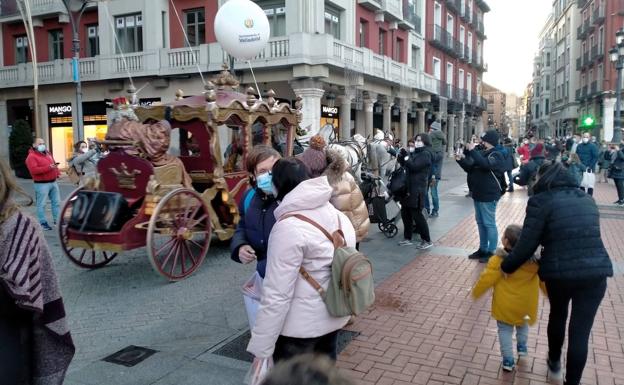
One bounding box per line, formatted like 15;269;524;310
58;69;302;281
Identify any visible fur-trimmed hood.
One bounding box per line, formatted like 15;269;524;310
323;148;350;186
495;248;508;259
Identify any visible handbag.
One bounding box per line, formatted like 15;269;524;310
241;272;263;329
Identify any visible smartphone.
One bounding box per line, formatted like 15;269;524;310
54;162;60;165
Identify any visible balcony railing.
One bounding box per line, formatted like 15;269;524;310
382;0;403;20
592;45;604;62
446;0;461;14
403;5;422;33
582;85;588;98
471;12;478;27
593;4;605;25
0;33;440;97
575;88;581;101
476;20;486;38
583;51;590;68
576;57;582;71
590;81;597;95
429;24;463;59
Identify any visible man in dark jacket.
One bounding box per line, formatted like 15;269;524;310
425;121;446;217
456;130;506;262
514;143;546;195
502;138;516;192
501;161;612;385
575;132;599;195
544;137;560;161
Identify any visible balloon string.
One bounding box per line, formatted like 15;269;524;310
169;0;206;86
247;60;262;101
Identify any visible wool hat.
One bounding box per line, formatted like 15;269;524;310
298;135;327;178
430;121;441;131
480;130;500;146
530;143;544;158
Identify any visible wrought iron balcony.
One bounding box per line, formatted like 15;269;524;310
446;0;461;14
475;20;486;39
576;57;582;71
593;4;605;25
590;81;597;95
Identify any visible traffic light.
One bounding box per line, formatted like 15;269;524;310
580;114;595;130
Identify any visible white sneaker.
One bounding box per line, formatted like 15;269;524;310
416;241;433;250
398;240;413;246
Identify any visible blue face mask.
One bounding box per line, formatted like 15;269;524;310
256;172;274;195
36;144;46;152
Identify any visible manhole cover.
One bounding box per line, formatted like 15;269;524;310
103;345;158;367
212;330;360;362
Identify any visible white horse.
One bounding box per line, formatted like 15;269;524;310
328;134;367;183
367;130;397;181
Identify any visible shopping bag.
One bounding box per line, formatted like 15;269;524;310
241;272;263;329
581;171;596;189
244;357;274;385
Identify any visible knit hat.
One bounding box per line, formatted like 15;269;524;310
298;135;327;177
480;130;500;146
530;143;544;159
430;121;441;131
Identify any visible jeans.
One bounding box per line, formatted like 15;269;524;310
424;181;440;213
615;179;624;202
506;170;514;191
497;321;529;360
400;206;431;242
33;182;60;225
473;200;498;254
546;278;607;385
273;330;339;363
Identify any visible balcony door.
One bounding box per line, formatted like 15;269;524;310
467;32;473;61
433;57;441;80
447;14;454;38
434;2;442;26
467;73;473;101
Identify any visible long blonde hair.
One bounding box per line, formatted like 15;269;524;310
0;158;33;224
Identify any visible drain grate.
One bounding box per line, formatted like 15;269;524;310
212;330;361;363
103;345;158;367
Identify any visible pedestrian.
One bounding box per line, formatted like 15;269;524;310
25;137;61;231
607;142;624;206
501;161;613;385
502;138;517;192
570;133;582;154
472;224;543;372
597;141;611;183
562;152;585;186
231;145;282;279
456;130;506;263
565;134;574;152
298;135;370;247
517;138;531;165
0;158;75;384
68;139;100;185
544;137;560;161
396;135;433;250
259;354;354;385
575;132;599;196
247;158;355;363
426;121;446;217
514;143;546;195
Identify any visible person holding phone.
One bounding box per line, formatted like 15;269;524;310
25;138;61;231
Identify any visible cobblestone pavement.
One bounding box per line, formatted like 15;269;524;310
337;181;624;385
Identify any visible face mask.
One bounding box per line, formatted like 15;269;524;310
414;141;424;148
80;147;88;153
408;146;415;153
36;144;46;152
256;172;274;195
523;140;529;145
582;138;589;143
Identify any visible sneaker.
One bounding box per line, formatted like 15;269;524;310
547;358;562;379
502;357;515;372
517;344;528;357
429;210;439;218
41;222;53;231
416;240;433;250
479;252;493;264
468;249;483;260
398;240;413;246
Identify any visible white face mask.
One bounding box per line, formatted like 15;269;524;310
582;137;589;143
414;141;424;148
408;146;415;153
523;140;529;145
80;147;88;153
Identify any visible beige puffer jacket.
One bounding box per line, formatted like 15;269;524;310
323;149;370;242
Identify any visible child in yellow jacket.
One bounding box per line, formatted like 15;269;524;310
472;224;543;372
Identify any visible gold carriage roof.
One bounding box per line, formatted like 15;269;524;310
134;67;302;126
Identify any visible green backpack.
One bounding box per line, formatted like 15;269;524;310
283;214;375;317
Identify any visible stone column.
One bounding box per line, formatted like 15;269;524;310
355;109;366;137
291;80;325;139
447;114;456;155
364;96;377;139
382;100;393;134
458;111;465;143
399;100;409;146
417;108;426;134
338;95;353;140
604;97;616;142
0;101;8;162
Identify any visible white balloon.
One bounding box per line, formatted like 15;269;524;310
214;0;271;60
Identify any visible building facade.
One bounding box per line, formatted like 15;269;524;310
1;0;471;167
482;82;505;133
531;13;554;139
423;0;489;152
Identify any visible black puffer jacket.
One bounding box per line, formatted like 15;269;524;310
501;166;613;281
608;150;624;180
457;146;506;202
397;146;433;208
514;155;545;195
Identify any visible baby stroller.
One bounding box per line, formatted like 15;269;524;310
360;172;400;238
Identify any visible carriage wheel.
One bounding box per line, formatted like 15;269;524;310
58;188;118;268
147;188;211;281
384;224;398;239
377;223;386;232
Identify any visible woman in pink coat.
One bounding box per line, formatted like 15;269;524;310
247;158;356;363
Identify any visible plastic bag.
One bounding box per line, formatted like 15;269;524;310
581;171;596;189
241;272;263;329
244;357;273;385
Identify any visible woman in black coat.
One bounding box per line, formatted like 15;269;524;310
607;142;624;205
501;161;613;385
397;134;433;250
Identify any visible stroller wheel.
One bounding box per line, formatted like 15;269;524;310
378;223;387;232
384;224;398;238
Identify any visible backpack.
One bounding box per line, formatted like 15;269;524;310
66;159;81;185
243;188;256;214
387;166;407;198
488;151;508;196
283;213;375;317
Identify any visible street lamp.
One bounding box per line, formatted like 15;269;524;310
610;28;624;144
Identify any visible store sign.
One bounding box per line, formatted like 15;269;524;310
139;98;162;107
48;103;72;117
321;105;339;118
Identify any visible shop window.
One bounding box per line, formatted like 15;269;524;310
256;1;286;37
115;13;143;53
324;4;341;40
86;24;99;57
184;8;205;46
15;35;28;64
49;29;64;60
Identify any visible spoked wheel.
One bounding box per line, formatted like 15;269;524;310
58;187;118;268
383;223;399;238
147;188;211;281
378;222;386;232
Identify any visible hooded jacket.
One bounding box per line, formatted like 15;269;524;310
323;149;370;242
501;166;613;281
25;148;60;182
456;146;506;202
397;146;433;208
472;248;543;326
247;177;354;358
429;129;447;153
608;149;624;180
